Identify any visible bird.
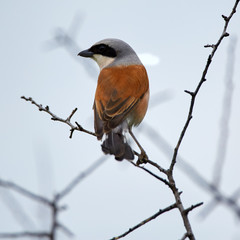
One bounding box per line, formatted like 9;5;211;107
78;38;149;161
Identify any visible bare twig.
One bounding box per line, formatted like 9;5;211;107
130;154;204;240
133;149;167;174
169;0;240;173
129;161;170;187
0;155;107;240
212;37;237;187
141;122;240;214
57;222;74;237
141;123;212;189
0;189;36;229
157;2;240;239
149;89;174;109
199;186;240;219
180;233;189;240
0;232;50;239
44;13;98;79
66;107;78;122
56;155;108;200
184;202;204;215
0;179;52;206
109;203;177;240
16;2;239;240
198;37;238;218
49;201;58;240
21;96;96;138
146;158;168;174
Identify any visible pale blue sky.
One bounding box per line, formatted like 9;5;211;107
0;1;240;239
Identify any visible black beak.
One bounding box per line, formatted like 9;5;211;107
78;49;94;57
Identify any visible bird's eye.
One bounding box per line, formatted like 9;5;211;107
97;44;106;53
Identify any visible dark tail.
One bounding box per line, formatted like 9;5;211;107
101;131;134;161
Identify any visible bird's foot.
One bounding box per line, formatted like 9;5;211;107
136;151;148;165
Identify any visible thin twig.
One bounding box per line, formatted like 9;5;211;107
141;122;240;217
199;37;237;218
66;108;78;122
199;186;240;219
56;156;107;200
180;233;188;240
109;203;177;240
141;123;212;189
133;150;167;174
129;4;240;238
17;3;239;240
162;4;240;238
0;189;36;229
212;37;237;187
57;222;74;237
169;0;240;173
146;159;168;174
0;232;50;239
49;200;58;240
129;161;170;187
44;13;98;80
21;96;96;138
184;202;204;215
0;179;52;206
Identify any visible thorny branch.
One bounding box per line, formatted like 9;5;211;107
0;179;66;240
199;185;240;219
184;202;204;215
20;87;201;240
109;203;178;240
199;37;237;218
129;160;170;187
141;123;240;219
0;179;52;207
170;0;240;173
56;155;107;200
21;96;96;138
142;2;240;239
0;158;107;239
11;1;239;239
0;232;50;239
131;1;239;239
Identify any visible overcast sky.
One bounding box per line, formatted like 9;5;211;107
0;1;240;239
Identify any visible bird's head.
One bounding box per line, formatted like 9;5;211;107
78;38;142;70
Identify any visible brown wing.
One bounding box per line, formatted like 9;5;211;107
94;65;149;137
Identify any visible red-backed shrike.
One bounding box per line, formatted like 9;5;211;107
78;39;149;160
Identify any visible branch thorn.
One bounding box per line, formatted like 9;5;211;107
75;121;84;131
184;90;194;96
223;32;230;37
221;14;228;21
204;44;215;48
